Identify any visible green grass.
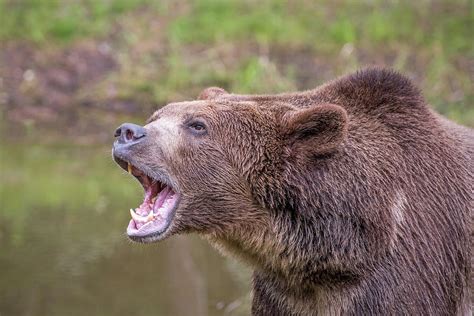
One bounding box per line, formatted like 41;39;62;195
169;0;473;56
2;0;470;56
143;0;474;125
0;0;160;42
0;0;472;126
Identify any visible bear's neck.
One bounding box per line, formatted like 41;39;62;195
205;219;360;289
206;227;361;315
253;268;359;315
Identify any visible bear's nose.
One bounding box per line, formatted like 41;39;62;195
114;123;147;145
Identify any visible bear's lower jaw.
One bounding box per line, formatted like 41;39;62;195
127;192;180;242
123;162;181;242
126;188;179;242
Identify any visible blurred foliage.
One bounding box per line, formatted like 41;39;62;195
0;0;160;42
1;0;472;126
2;0;471;56
170;0;472;55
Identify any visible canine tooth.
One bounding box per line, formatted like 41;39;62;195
127;163;132;174
130;208;148;222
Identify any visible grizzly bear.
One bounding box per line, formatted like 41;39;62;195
112;68;472;315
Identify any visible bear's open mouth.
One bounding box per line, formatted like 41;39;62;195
121;161;180;240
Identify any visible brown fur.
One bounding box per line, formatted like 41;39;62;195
117;68;472;315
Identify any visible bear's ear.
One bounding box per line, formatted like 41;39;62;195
282;104;348;157
198;87;228;100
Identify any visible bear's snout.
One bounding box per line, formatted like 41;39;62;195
114;122;147;146
113;122;148;166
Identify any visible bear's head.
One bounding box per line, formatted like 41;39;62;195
112;88;348;247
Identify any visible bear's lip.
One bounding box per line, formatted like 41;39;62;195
114;157;180;242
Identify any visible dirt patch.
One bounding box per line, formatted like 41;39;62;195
1;41;117;123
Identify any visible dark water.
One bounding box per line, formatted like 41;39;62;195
0;143;251;316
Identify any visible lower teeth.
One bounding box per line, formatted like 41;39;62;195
130;208;155;223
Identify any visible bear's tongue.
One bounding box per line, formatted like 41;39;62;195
129;182;177;231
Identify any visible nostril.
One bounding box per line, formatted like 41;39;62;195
125;129;134;141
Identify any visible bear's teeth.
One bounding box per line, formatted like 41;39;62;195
130;208;155;223
127;162;132;174
130;209;144;222
130;208;141;222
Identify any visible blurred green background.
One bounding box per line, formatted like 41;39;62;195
0;0;472;315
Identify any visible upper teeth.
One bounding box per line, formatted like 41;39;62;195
130;208;154;223
127;163;132;174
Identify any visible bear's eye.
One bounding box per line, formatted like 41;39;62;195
188;121;207;135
